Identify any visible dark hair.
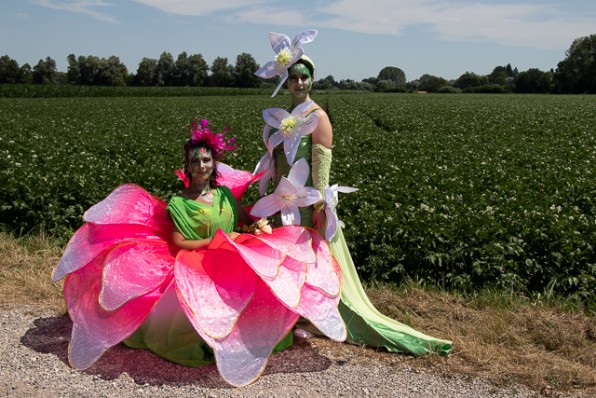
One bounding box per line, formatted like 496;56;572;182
183;141;219;189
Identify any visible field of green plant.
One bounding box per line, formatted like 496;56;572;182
1;93;594;306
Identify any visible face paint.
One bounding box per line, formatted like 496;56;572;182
287;63;312;99
189;147;214;182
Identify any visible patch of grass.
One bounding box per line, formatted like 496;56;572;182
1;232;594;396
0;231;65;313
365;281;596;396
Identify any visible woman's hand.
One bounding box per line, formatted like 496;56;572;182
227;231;241;241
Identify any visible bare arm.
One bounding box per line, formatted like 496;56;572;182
171;230;213;250
311;109;333;149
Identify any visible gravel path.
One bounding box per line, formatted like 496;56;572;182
0;305;561;398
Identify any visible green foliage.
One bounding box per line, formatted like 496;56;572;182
329;94;595;304
377;66;406;86
554;34;596;94
1;93;594;305
0;85;274;98
515;69;554;93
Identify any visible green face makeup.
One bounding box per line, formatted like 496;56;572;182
287;63;313;97
288;63;312;79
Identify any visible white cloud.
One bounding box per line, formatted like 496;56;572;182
130;0;270;16
315;0;595;50
35;0;118;23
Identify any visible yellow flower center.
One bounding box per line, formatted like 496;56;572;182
280;116;297;136
275;48;293;66
281;193;296;204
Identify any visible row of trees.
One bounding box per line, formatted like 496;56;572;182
1;34;594;93
0;51;262;88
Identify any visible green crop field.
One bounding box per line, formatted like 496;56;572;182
1;93;594;305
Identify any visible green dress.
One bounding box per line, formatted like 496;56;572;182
124;186;293;365
272;136;452;356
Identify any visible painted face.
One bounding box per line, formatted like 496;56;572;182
188;147;214;182
287;63;312;98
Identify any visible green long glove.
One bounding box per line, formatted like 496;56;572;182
311;143;332;207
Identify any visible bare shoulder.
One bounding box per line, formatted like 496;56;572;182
309;102;333;147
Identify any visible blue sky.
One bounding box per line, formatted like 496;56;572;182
1;0;595;81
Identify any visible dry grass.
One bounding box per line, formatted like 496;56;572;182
0;231;65;313
1;231;594;397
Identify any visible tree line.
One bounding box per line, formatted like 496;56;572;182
1;34;594;94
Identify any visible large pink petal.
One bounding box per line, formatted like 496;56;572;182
99;241;174;311
64;253;162;369
83;184;169;231
204;279;300;387
295;283;346;342
252;226;316;264
212;233;286;279
216;163;263;201
52;223;164;282
212;227;316;279
175;249;257;339
305;232;341;298
261;256;307;309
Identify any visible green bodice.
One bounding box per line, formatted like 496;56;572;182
167;186;238;239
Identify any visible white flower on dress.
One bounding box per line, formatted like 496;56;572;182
262;100;320;165
251;158;322;226
253;142;275;196
323;184;359;241
254;30;318;97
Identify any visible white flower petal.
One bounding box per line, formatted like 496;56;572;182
271;70;289;98
275;177;298;197
286;158;310;187
267;132;284;155
295;114;319;137
263;108;289;129
295;188;322;207
254;61;280;79
262;124;272;147
325;208;338;241
292;30;318;48
251;194;285;218
269;32;291;54
258;168;274;197
281;206;301;226
284;134;304;165
292;100;314;115
337;186;359;194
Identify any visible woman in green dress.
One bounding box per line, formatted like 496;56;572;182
255;37;452;356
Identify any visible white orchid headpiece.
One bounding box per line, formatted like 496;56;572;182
254;30;318;97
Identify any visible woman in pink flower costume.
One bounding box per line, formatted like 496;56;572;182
52;119;346;387
253;31;452;356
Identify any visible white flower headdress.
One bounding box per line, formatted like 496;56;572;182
254;30;318;97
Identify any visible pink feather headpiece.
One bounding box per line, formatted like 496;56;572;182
188;118;236;160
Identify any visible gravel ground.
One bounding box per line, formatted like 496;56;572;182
0;305;572;398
